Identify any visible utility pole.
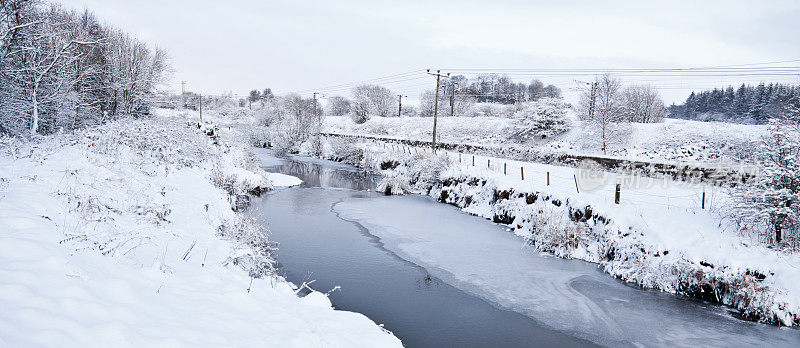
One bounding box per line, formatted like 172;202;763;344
574;79;599;119
397;94;407;117
427;69;449;153
181;80;187;108
450;81;459;117
313;92;324;117
589;81;598;119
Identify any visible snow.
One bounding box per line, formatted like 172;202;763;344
334;195;800;347
0;116;399;347
266;172;303;187
322;136;800;327
323;114;768;164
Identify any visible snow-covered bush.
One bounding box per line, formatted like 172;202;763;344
351;102;370;124
376;173;410;195
730;113;800;250
219;216;277;278
509;98;571;141
251;94;320;153
79;117;212;168
465;103;507;118
324;137;365;165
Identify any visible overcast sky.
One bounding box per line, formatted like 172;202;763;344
59;0;800;104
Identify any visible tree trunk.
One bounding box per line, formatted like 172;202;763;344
31;89;38;135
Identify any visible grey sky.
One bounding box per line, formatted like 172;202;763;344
59;0;800;104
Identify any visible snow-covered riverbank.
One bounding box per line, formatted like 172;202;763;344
317;138;800;327
0;116;400;346
334;195;800;347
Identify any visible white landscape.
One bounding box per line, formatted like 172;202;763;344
2;0;800;347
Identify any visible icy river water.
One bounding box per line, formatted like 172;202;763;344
247;149;800;347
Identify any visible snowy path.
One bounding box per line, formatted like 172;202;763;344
334;195;800;347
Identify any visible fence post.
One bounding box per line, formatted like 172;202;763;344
504;163;507;175
521;167;524;180
487;159;491;169
615;184;621;204
702;191;706;209
459;153;461;163
472;155;475;166
547;172;550;186
573;174;580;193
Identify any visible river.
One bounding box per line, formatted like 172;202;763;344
247;149;800;347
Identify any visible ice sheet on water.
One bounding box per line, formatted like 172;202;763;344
333;195;800;347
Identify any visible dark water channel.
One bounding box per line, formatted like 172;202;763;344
247;149;800;347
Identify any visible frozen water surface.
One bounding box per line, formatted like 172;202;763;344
251;148;800;347
334;195;800;347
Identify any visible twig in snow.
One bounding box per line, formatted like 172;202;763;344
293;280;317;295
182;240;196;261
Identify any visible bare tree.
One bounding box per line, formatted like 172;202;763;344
544;84;562;99
419;90;447;117
452;93;476;116
326;96;350;116
527;79;546;101
623;85;666;123
351;84;394;118
1;2;170;136
581;74;628;153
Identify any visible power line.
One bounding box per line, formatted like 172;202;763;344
293;69;426;95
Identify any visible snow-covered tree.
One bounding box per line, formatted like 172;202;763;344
622;85;666;123
509;98;571;141
326;96;350;116
418;90;447;117
730;100;800;249
0;1;169;136
580;74;629;154
351;84;394;118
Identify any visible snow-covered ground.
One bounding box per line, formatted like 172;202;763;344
0;114;400;346
323;115;767;165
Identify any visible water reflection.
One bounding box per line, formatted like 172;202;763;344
271;157;380;191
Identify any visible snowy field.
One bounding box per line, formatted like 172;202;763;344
0;114;400;346
323;115;767;165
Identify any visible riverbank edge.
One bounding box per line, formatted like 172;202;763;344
302;140;800;328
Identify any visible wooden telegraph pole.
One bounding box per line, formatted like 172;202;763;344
313;92;320;117
427;69;449;153
450;81;458;117
574;79;599;119
397;94;407;117
589;81;598;119
180;80;186;108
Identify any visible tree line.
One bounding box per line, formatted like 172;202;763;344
451;74;562;104
667;83;800;124
0;0;171;136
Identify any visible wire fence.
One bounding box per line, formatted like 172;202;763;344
373;140;720;212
